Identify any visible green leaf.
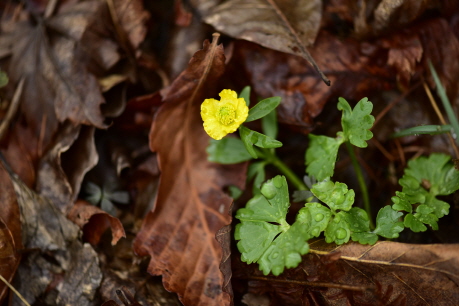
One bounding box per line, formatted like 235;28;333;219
257;221;310;276
306;135;343;181
207;138;253;164
246;97;281;122
239;86;251;107
404;213;427;232
404;153;459;196
239;126;282;158
392;125;452;138
343;207;371;233
261;108;278;140
235;222;281;264
311;180;355;212
373;206;404;238
391;191;412;213
228;185;243;200
236;176;289;224
351;232;378;245
247;161;266;194
297;202;332;237
0;70;8;88
324;212;351;245
337;97;375;148
235;176;311;275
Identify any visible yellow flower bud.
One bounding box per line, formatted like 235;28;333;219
201;89;249;140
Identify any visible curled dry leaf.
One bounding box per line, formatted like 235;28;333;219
204;0;330;84
37;125;99;212
0;165;21;304
234;240;459;305
0;1;113;148
68;199;126;246
133;35;247;305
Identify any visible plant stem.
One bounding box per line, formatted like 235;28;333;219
262;149;309;191
345;141;375;229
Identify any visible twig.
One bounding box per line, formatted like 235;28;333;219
0;274;31;306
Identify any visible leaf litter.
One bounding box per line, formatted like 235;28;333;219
0;0;459;305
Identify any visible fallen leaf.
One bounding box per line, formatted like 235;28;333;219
68;199;126;245
1;157;102;306
352;0;435;37
0;1;114;149
36;124;99;212
133;34;246;305
234;239;459;305
0;163;21;304
204;0;329;84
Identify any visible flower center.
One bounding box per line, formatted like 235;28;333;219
217;105;236;125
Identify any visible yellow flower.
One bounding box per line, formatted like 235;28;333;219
201;89;249;140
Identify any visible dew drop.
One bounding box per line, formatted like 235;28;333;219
311;227;320;236
334;215;341;223
314;213;324;222
272;252;279;259
353;223;359;228
261;184;276;199
273;176;283;188
336;228;347;239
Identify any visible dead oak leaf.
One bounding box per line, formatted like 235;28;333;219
133;35;246;305
0;1;113;147
204;0;329;84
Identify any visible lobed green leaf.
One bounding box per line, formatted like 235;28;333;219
324;212;351;245
373;206;404;239
311;180;355;212
306;135;343;181
338;97;375;148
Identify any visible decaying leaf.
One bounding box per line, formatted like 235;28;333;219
68;199;126;246
0;1;115;148
37;124;99;212
0;165;21;304
353;0;435;37
133;34;246;305
204;0;329;84
0;157;102;306
234;240;459;305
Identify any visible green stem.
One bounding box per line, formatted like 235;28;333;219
261;149;309;191
345;141;375;229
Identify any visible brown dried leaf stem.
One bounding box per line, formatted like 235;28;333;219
265;0;330;85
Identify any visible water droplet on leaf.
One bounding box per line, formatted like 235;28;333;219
261;184;276;199
336;228;347;239
272;252;279;259
314;213;324;222
273;176;283;188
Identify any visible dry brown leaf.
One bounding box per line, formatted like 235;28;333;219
68;199;126;246
0;157;102;306
0;1;114;148
353;0;436;37
36;124;98;212
204;0;329;84
234;240;459;305
133;34;246;305
0;164;21;304
108;0;150;52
